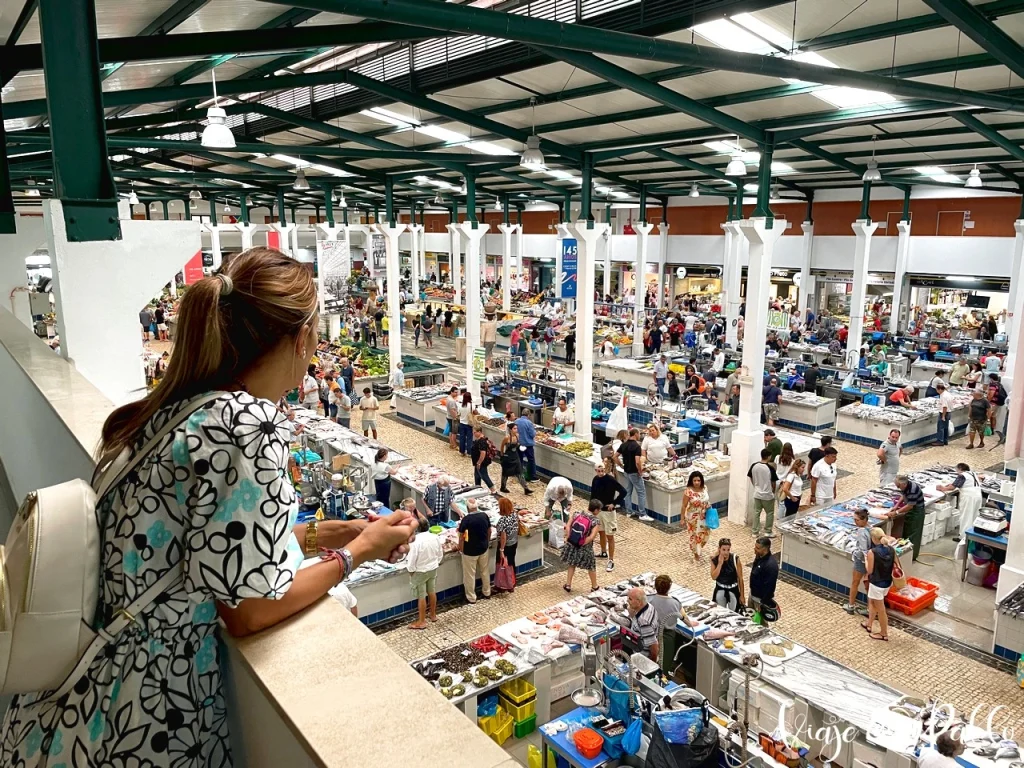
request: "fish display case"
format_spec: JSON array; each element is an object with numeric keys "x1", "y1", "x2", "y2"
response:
[{"x1": 835, "y1": 388, "x2": 973, "y2": 447}]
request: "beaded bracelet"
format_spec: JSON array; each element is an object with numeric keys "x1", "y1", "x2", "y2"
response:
[{"x1": 319, "y1": 547, "x2": 348, "y2": 582}]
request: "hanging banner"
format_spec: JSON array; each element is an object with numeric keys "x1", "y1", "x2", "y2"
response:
[
  {"x1": 473, "y1": 348, "x2": 487, "y2": 381},
  {"x1": 766, "y1": 308, "x2": 790, "y2": 334},
  {"x1": 266, "y1": 230, "x2": 281, "y2": 250},
  {"x1": 560, "y1": 238, "x2": 578, "y2": 299},
  {"x1": 371, "y1": 233, "x2": 386, "y2": 275},
  {"x1": 183, "y1": 251, "x2": 204, "y2": 285},
  {"x1": 317, "y1": 232, "x2": 351, "y2": 315}
]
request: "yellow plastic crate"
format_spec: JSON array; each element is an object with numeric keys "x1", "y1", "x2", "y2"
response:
[
  {"x1": 490, "y1": 708, "x2": 514, "y2": 746},
  {"x1": 499, "y1": 693, "x2": 537, "y2": 723},
  {"x1": 499, "y1": 676, "x2": 537, "y2": 705},
  {"x1": 478, "y1": 714, "x2": 497, "y2": 737}
]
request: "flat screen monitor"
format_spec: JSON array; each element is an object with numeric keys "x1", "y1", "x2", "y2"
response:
[
  {"x1": 801, "y1": 353, "x2": 814, "y2": 364},
  {"x1": 965, "y1": 295, "x2": 990, "y2": 309}
]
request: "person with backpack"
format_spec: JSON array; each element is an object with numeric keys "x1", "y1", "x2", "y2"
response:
[
  {"x1": 988, "y1": 373, "x2": 1008, "y2": 438},
  {"x1": 561, "y1": 499, "x2": 603, "y2": 593},
  {"x1": 2, "y1": 249, "x2": 420, "y2": 768},
  {"x1": 470, "y1": 425, "x2": 497, "y2": 493}
]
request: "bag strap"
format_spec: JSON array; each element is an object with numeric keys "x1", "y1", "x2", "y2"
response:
[
  {"x1": 46, "y1": 567, "x2": 184, "y2": 703},
  {"x1": 94, "y1": 391, "x2": 227, "y2": 501}
]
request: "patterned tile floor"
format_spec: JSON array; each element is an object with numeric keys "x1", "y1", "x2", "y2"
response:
[{"x1": 372, "y1": 331, "x2": 1021, "y2": 727}]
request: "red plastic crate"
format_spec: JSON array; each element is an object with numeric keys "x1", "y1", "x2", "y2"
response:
[{"x1": 885, "y1": 577, "x2": 939, "y2": 616}]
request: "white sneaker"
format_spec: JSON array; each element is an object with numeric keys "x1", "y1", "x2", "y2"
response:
[
  {"x1": 638, "y1": 515, "x2": 654, "y2": 522},
  {"x1": 606, "y1": 561, "x2": 615, "y2": 572}
]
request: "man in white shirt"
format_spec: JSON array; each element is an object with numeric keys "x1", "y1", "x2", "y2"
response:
[
  {"x1": 810, "y1": 448, "x2": 839, "y2": 506},
  {"x1": 653, "y1": 354, "x2": 669, "y2": 399},
  {"x1": 389, "y1": 362, "x2": 406, "y2": 408},
  {"x1": 935, "y1": 382, "x2": 953, "y2": 446},
  {"x1": 406, "y1": 506, "x2": 444, "y2": 629},
  {"x1": 544, "y1": 476, "x2": 574, "y2": 519},
  {"x1": 712, "y1": 347, "x2": 726, "y2": 374},
  {"x1": 552, "y1": 397, "x2": 575, "y2": 433},
  {"x1": 747, "y1": 449, "x2": 778, "y2": 537},
  {"x1": 300, "y1": 364, "x2": 320, "y2": 409}
]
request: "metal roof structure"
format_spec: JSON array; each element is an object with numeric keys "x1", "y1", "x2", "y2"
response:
[{"x1": 3, "y1": 0, "x2": 1024, "y2": 222}]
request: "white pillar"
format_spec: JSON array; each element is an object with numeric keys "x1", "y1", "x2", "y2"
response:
[
  {"x1": 603, "y1": 228, "x2": 612, "y2": 298},
  {"x1": 268, "y1": 223, "x2": 296, "y2": 257},
  {"x1": 568, "y1": 220, "x2": 610, "y2": 440},
  {"x1": 315, "y1": 223, "x2": 341, "y2": 241},
  {"x1": 233, "y1": 222, "x2": 257, "y2": 252},
  {"x1": 46, "y1": 200, "x2": 202, "y2": 404},
  {"x1": 446, "y1": 223, "x2": 462, "y2": 306},
  {"x1": 1004, "y1": 220, "x2": 1024, "y2": 357},
  {"x1": 632, "y1": 222, "x2": 655, "y2": 356},
  {"x1": 890, "y1": 220, "x2": 912, "y2": 335},
  {"x1": 289, "y1": 225, "x2": 300, "y2": 259},
  {"x1": 555, "y1": 223, "x2": 567, "y2": 301},
  {"x1": 208, "y1": 225, "x2": 223, "y2": 270},
  {"x1": 374, "y1": 222, "x2": 407, "y2": 379},
  {"x1": 723, "y1": 221, "x2": 743, "y2": 349},
  {"x1": 515, "y1": 223, "x2": 524, "y2": 294},
  {"x1": 498, "y1": 222, "x2": 516, "y2": 312},
  {"x1": 460, "y1": 221, "x2": 489, "y2": 401},
  {"x1": 0, "y1": 214, "x2": 46, "y2": 329},
  {"x1": 726, "y1": 217, "x2": 785, "y2": 524},
  {"x1": 847, "y1": 219, "x2": 880, "y2": 369},
  {"x1": 409, "y1": 223, "x2": 424, "y2": 301},
  {"x1": 996, "y1": 313, "x2": 1024, "y2": 594},
  {"x1": 656, "y1": 222, "x2": 669, "y2": 309},
  {"x1": 797, "y1": 222, "x2": 813, "y2": 320}
]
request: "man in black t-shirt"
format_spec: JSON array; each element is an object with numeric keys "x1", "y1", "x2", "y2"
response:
[
  {"x1": 802, "y1": 363, "x2": 820, "y2": 392},
  {"x1": 616, "y1": 428, "x2": 651, "y2": 521},
  {"x1": 807, "y1": 435, "x2": 832, "y2": 475},
  {"x1": 470, "y1": 425, "x2": 495, "y2": 492},
  {"x1": 458, "y1": 498, "x2": 493, "y2": 603}
]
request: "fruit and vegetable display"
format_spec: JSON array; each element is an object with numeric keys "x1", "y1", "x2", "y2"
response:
[{"x1": 316, "y1": 339, "x2": 442, "y2": 378}]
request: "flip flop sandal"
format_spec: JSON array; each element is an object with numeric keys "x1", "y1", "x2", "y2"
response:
[
  {"x1": 861, "y1": 622, "x2": 872, "y2": 631},
  {"x1": 870, "y1": 633, "x2": 889, "y2": 641},
  {"x1": 563, "y1": 585, "x2": 572, "y2": 593}
]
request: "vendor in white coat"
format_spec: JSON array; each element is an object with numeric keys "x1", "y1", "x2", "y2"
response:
[
  {"x1": 937, "y1": 462, "x2": 984, "y2": 541},
  {"x1": 389, "y1": 362, "x2": 406, "y2": 408}
]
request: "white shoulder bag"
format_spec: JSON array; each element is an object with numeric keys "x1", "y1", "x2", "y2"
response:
[{"x1": 0, "y1": 392, "x2": 221, "y2": 700}]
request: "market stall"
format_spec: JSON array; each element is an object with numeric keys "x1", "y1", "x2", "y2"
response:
[
  {"x1": 909, "y1": 359, "x2": 953, "y2": 384},
  {"x1": 775, "y1": 390, "x2": 837, "y2": 432},
  {"x1": 394, "y1": 383, "x2": 458, "y2": 427},
  {"x1": 835, "y1": 388, "x2": 973, "y2": 447}
]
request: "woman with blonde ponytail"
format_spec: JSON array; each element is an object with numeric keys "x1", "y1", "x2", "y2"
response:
[{"x1": 1, "y1": 248, "x2": 419, "y2": 768}]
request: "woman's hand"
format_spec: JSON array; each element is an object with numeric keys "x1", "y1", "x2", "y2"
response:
[{"x1": 348, "y1": 511, "x2": 419, "y2": 565}]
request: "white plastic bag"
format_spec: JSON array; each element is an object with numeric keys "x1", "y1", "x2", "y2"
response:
[
  {"x1": 954, "y1": 538, "x2": 967, "y2": 563},
  {"x1": 605, "y1": 392, "x2": 629, "y2": 437},
  {"x1": 549, "y1": 515, "x2": 565, "y2": 549}
]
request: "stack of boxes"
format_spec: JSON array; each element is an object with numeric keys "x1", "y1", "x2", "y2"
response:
[
  {"x1": 498, "y1": 677, "x2": 538, "y2": 741},
  {"x1": 922, "y1": 501, "x2": 954, "y2": 544}
]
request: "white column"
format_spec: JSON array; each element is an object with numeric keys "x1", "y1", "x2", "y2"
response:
[
  {"x1": 233, "y1": 222, "x2": 257, "y2": 252},
  {"x1": 46, "y1": 200, "x2": 202, "y2": 404},
  {"x1": 0, "y1": 214, "x2": 46, "y2": 329},
  {"x1": 446, "y1": 223, "x2": 462, "y2": 306},
  {"x1": 409, "y1": 224, "x2": 424, "y2": 301},
  {"x1": 315, "y1": 223, "x2": 341, "y2": 241},
  {"x1": 555, "y1": 223, "x2": 567, "y2": 302},
  {"x1": 656, "y1": 222, "x2": 669, "y2": 309},
  {"x1": 996, "y1": 317, "x2": 1024, "y2": 595},
  {"x1": 460, "y1": 221, "x2": 489, "y2": 400},
  {"x1": 726, "y1": 217, "x2": 786, "y2": 524},
  {"x1": 568, "y1": 220, "x2": 610, "y2": 440},
  {"x1": 797, "y1": 222, "x2": 814, "y2": 320},
  {"x1": 374, "y1": 222, "x2": 408, "y2": 379},
  {"x1": 208, "y1": 225, "x2": 223, "y2": 270},
  {"x1": 515, "y1": 223, "x2": 524, "y2": 294},
  {"x1": 289, "y1": 225, "x2": 300, "y2": 259},
  {"x1": 847, "y1": 219, "x2": 880, "y2": 369},
  {"x1": 498, "y1": 222, "x2": 516, "y2": 312},
  {"x1": 268, "y1": 223, "x2": 296, "y2": 257},
  {"x1": 632, "y1": 222, "x2": 655, "y2": 356},
  {"x1": 1004, "y1": 220, "x2": 1024, "y2": 358},
  {"x1": 890, "y1": 220, "x2": 912, "y2": 335},
  {"x1": 603, "y1": 228, "x2": 612, "y2": 298},
  {"x1": 723, "y1": 221, "x2": 743, "y2": 349}
]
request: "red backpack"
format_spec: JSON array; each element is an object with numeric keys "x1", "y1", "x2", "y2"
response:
[{"x1": 568, "y1": 514, "x2": 594, "y2": 546}]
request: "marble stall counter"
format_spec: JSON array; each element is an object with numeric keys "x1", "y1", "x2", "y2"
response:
[{"x1": 756, "y1": 650, "x2": 900, "y2": 732}]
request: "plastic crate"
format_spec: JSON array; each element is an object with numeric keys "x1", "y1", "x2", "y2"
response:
[
  {"x1": 478, "y1": 714, "x2": 497, "y2": 737},
  {"x1": 499, "y1": 676, "x2": 537, "y2": 705},
  {"x1": 500, "y1": 693, "x2": 537, "y2": 723},
  {"x1": 885, "y1": 577, "x2": 939, "y2": 616},
  {"x1": 490, "y1": 708, "x2": 514, "y2": 746},
  {"x1": 514, "y1": 713, "x2": 538, "y2": 739}
]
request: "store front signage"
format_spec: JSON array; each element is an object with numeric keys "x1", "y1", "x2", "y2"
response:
[
  {"x1": 472, "y1": 348, "x2": 486, "y2": 381},
  {"x1": 560, "y1": 238, "x2": 578, "y2": 299},
  {"x1": 675, "y1": 266, "x2": 687, "y2": 279},
  {"x1": 812, "y1": 271, "x2": 894, "y2": 286},
  {"x1": 371, "y1": 234, "x2": 386, "y2": 274},
  {"x1": 183, "y1": 251, "x2": 204, "y2": 285},
  {"x1": 910, "y1": 276, "x2": 1009, "y2": 291},
  {"x1": 317, "y1": 232, "x2": 351, "y2": 314},
  {"x1": 766, "y1": 309, "x2": 790, "y2": 333}
]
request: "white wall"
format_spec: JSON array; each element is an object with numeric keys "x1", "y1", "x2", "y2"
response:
[
  {"x1": 0, "y1": 215, "x2": 46, "y2": 329},
  {"x1": 906, "y1": 236, "x2": 1014, "y2": 279}
]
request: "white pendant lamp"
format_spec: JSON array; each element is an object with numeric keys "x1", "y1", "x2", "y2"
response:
[
  {"x1": 293, "y1": 168, "x2": 310, "y2": 191},
  {"x1": 493, "y1": 196, "x2": 502, "y2": 211},
  {"x1": 189, "y1": 188, "x2": 203, "y2": 201},
  {"x1": 339, "y1": 192, "x2": 348, "y2": 209},
  {"x1": 26, "y1": 178, "x2": 40, "y2": 197},
  {"x1": 519, "y1": 97, "x2": 545, "y2": 170},
  {"x1": 862, "y1": 135, "x2": 882, "y2": 181},
  {"x1": 128, "y1": 188, "x2": 139, "y2": 206},
  {"x1": 725, "y1": 154, "x2": 745, "y2": 177},
  {"x1": 433, "y1": 192, "x2": 445, "y2": 206},
  {"x1": 966, "y1": 165, "x2": 982, "y2": 188},
  {"x1": 201, "y1": 70, "x2": 236, "y2": 149},
  {"x1": 689, "y1": 183, "x2": 700, "y2": 198}
]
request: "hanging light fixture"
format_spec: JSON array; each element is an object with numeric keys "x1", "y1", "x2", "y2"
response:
[
  {"x1": 293, "y1": 168, "x2": 310, "y2": 191},
  {"x1": 223, "y1": 203, "x2": 231, "y2": 212},
  {"x1": 966, "y1": 165, "x2": 982, "y2": 188},
  {"x1": 862, "y1": 135, "x2": 882, "y2": 182},
  {"x1": 519, "y1": 97, "x2": 546, "y2": 170},
  {"x1": 189, "y1": 188, "x2": 203, "y2": 201},
  {"x1": 433, "y1": 192, "x2": 445, "y2": 206},
  {"x1": 339, "y1": 192, "x2": 348, "y2": 209},
  {"x1": 493, "y1": 196, "x2": 502, "y2": 211},
  {"x1": 689, "y1": 183, "x2": 700, "y2": 198},
  {"x1": 128, "y1": 185, "x2": 139, "y2": 206},
  {"x1": 201, "y1": 69, "x2": 236, "y2": 149},
  {"x1": 25, "y1": 178, "x2": 40, "y2": 197},
  {"x1": 459, "y1": 178, "x2": 468, "y2": 196}
]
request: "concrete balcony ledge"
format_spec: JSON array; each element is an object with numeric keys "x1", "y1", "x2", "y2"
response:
[{"x1": 0, "y1": 306, "x2": 516, "y2": 768}]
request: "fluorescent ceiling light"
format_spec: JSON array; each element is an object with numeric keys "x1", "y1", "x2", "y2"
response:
[
  {"x1": 610, "y1": 191, "x2": 630, "y2": 199},
  {"x1": 269, "y1": 154, "x2": 354, "y2": 177},
  {"x1": 914, "y1": 166, "x2": 946, "y2": 176},
  {"x1": 704, "y1": 140, "x2": 742, "y2": 154},
  {"x1": 731, "y1": 13, "x2": 792, "y2": 48},
  {"x1": 771, "y1": 161, "x2": 795, "y2": 174},
  {"x1": 545, "y1": 169, "x2": 577, "y2": 181},
  {"x1": 465, "y1": 141, "x2": 517, "y2": 156},
  {"x1": 692, "y1": 18, "x2": 774, "y2": 54},
  {"x1": 743, "y1": 183, "x2": 759, "y2": 192},
  {"x1": 931, "y1": 174, "x2": 962, "y2": 184},
  {"x1": 359, "y1": 107, "x2": 417, "y2": 129},
  {"x1": 416, "y1": 124, "x2": 468, "y2": 143}
]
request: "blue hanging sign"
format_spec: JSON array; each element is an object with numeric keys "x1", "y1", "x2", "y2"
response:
[{"x1": 560, "y1": 238, "x2": 578, "y2": 299}]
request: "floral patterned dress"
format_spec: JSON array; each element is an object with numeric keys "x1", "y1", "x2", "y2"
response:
[
  {"x1": 683, "y1": 486, "x2": 710, "y2": 557},
  {"x1": 0, "y1": 392, "x2": 304, "y2": 767}
]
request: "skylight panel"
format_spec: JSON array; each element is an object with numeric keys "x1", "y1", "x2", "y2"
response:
[{"x1": 692, "y1": 19, "x2": 775, "y2": 54}]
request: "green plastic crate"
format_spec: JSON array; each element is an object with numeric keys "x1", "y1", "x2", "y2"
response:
[{"x1": 513, "y1": 713, "x2": 537, "y2": 739}]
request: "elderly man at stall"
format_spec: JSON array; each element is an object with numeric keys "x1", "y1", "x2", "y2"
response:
[
  {"x1": 949, "y1": 356, "x2": 971, "y2": 387},
  {"x1": 420, "y1": 476, "x2": 461, "y2": 526},
  {"x1": 389, "y1": 361, "x2": 406, "y2": 409},
  {"x1": 552, "y1": 397, "x2": 576, "y2": 434},
  {"x1": 891, "y1": 475, "x2": 926, "y2": 561},
  {"x1": 544, "y1": 476, "x2": 574, "y2": 519},
  {"x1": 627, "y1": 588, "x2": 660, "y2": 662}
]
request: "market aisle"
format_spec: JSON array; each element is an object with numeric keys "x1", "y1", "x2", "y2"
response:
[{"x1": 371, "y1": 412, "x2": 1021, "y2": 728}]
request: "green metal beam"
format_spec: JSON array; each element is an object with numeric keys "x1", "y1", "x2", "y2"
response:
[
  {"x1": 4, "y1": 0, "x2": 37, "y2": 46},
  {"x1": 0, "y1": 102, "x2": 14, "y2": 233},
  {"x1": 985, "y1": 164, "x2": 1024, "y2": 187},
  {"x1": 537, "y1": 46, "x2": 765, "y2": 145},
  {"x1": 952, "y1": 113, "x2": 1024, "y2": 163},
  {"x1": 259, "y1": 0, "x2": 1024, "y2": 113},
  {"x1": 922, "y1": 0, "x2": 1024, "y2": 81},
  {"x1": 100, "y1": 0, "x2": 212, "y2": 80},
  {"x1": 39, "y1": 0, "x2": 119, "y2": 241},
  {"x1": 751, "y1": 138, "x2": 774, "y2": 222}
]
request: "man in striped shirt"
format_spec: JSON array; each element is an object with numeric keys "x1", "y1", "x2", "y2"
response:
[
  {"x1": 627, "y1": 588, "x2": 660, "y2": 662},
  {"x1": 893, "y1": 476, "x2": 926, "y2": 561}
]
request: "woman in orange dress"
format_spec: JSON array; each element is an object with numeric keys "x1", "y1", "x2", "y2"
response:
[{"x1": 681, "y1": 470, "x2": 711, "y2": 561}]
